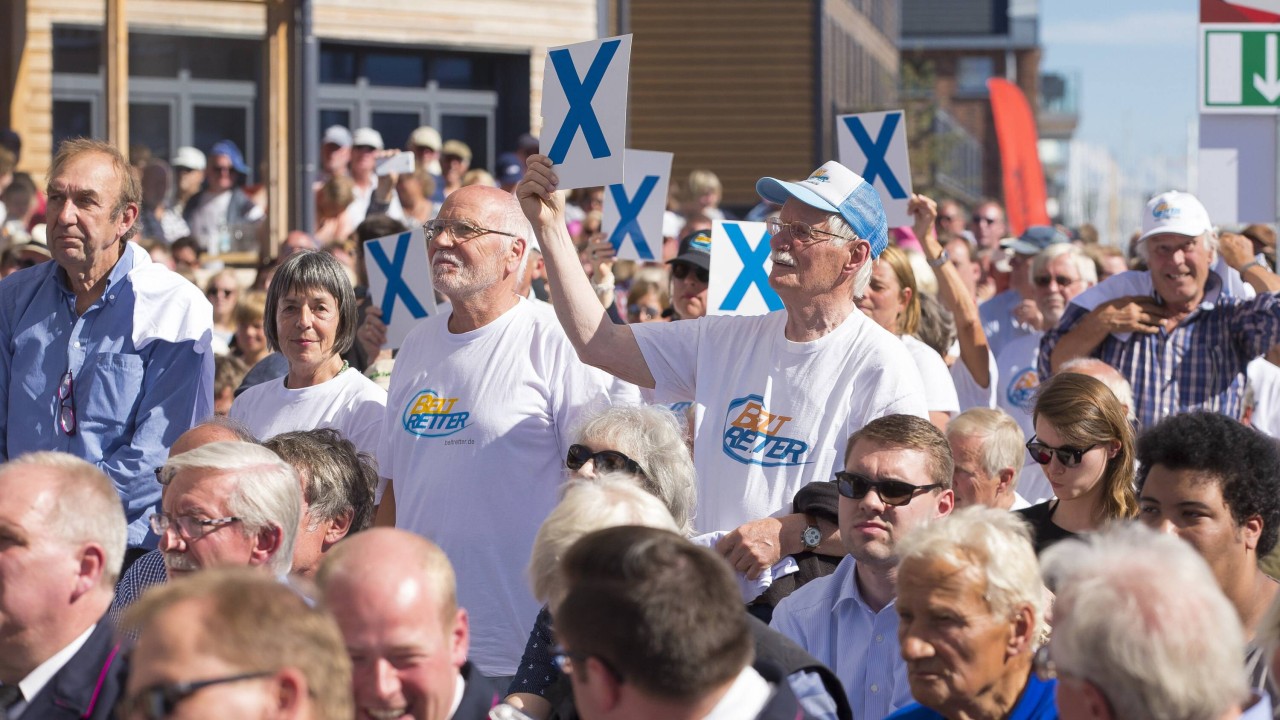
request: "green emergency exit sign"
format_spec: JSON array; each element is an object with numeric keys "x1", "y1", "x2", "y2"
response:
[{"x1": 1202, "y1": 24, "x2": 1280, "y2": 113}]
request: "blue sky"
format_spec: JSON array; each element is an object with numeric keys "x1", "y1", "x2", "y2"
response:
[{"x1": 1039, "y1": 0, "x2": 1197, "y2": 178}]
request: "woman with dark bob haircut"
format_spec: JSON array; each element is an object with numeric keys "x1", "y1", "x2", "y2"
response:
[
  {"x1": 229, "y1": 250, "x2": 386, "y2": 456},
  {"x1": 1015, "y1": 372, "x2": 1137, "y2": 554}
]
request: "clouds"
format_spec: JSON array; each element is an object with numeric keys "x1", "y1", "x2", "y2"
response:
[{"x1": 1042, "y1": 10, "x2": 1197, "y2": 46}]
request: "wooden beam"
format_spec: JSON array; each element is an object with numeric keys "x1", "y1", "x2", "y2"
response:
[
  {"x1": 265, "y1": 0, "x2": 294, "y2": 259},
  {"x1": 104, "y1": 0, "x2": 128, "y2": 155}
]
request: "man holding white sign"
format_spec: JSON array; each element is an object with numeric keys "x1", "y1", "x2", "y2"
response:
[{"x1": 520, "y1": 156, "x2": 926, "y2": 580}]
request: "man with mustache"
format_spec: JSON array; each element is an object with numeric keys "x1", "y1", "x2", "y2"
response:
[
  {"x1": 375, "y1": 185, "x2": 626, "y2": 680},
  {"x1": 520, "y1": 158, "x2": 927, "y2": 583}
]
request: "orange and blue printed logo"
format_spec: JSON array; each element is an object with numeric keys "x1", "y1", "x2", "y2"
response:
[
  {"x1": 807, "y1": 168, "x2": 831, "y2": 184},
  {"x1": 402, "y1": 389, "x2": 469, "y2": 437},
  {"x1": 1152, "y1": 201, "x2": 1181, "y2": 221},
  {"x1": 721, "y1": 394, "x2": 810, "y2": 467},
  {"x1": 1006, "y1": 367, "x2": 1039, "y2": 412}
]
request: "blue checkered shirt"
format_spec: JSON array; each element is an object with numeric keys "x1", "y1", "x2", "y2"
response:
[
  {"x1": 1038, "y1": 275, "x2": 1280, "y2": 429},
  {"x1": 108, "y1": 550, "x2": 168, "y2": 628}
]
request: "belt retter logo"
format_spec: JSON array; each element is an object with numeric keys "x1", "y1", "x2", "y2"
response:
[
  {"x1": 402, "y1": 389, "x2": 470, "y2": 437},
  {"x1": 721, "y1": 394, "x2": 810, "y2": 467}
]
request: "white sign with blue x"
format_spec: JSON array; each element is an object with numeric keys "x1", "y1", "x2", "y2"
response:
[
  {"x1": 708, "y1": 220, "x2": 783, "y2": 317},
  {"x1": 602, "y1": 149, "x2": 672, "y2": 262},
  {"x1": 364, "y1": 228, "x2": 438, "y2": 351},
  {"x1": 540, "y1": 34, "x2": 632, "y2": 190},
  {"x1": 836, "y1": 110, "x2": 914, "y2": 228}
]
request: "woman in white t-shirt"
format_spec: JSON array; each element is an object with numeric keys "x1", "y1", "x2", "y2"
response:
[
  {"x1": 230, "y1": 250, "x2": 386, "y2": 456},
  {"x1": 857, "y1": 244, "x2": 960, "y2": 429}
]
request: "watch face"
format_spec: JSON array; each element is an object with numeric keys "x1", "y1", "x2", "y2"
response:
[{"x1": 802, "y1": 526, "x2": 821, "y2": 548}]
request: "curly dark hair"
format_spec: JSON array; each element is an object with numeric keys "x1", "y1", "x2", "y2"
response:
[{"x1": 1136, "y1": 412, "x2": 1280, "y2": 556}]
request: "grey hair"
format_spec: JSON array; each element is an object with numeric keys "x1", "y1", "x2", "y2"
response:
[
  {"x1": 489, "y1": 195, "x2": 534, "y2": 287},
  {"x1": 1042, "y1": 524, "x2": 1247, "y2": 720},
  {"x1": 1, "y1": 452, "x2": 127, "y2": 587},
  {"x1": 528, "y1": 475, "x2": 680, "y2": 608},
  {"x1": 947, "y1": 408, "x2": 1026, "y2": 480},
  {"x1": 263, "y1": 249, "x2": 358, "y2": 357},
  {"x1": 572, "y1": 404, "x2": 697, "y2": 535},
  {"x1": 1057, "y1": 358, "x2": 1136, "y2": 423},
  {"x1": 827, "y1": 213, "x2": 875, "y2": 296},
  {"x1": 263, "y1": 428, "x2": 377, "y2": 534},
  {"x1": 1032, "y1": 243, "x2": 1097, "y2": 286},
  {"x1": 1134, "y1": 231, "x2": 1219, "y2": 264},
  {"x1": 163, "y1": 441, "x2": 302, "y2": 575},
  {"x1": 896, "y1": 505, "x2": 1046, "y2": 638}
]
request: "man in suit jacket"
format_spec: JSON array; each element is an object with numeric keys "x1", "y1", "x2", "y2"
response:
[
  {"x1": 0, "y1": 452, "x2": 128, "y2": 719},
  {"x1": 317, "y1": 528, "x2": 502, "y2": 720}
]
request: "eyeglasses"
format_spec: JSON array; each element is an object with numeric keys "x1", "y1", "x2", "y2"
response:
[
  {"x1": 765, "y1": 217, "x2": 849, "y2": 246},
  {"x1": 833, "y1": 471, "x2": 943, "y2": 507},
  {"x1": 1025, "y1": 436, "x2": 1099, "y2": 467},
  {"x1": 211, "y1": 165, "x2": 235, "y2": 175},
  {"x1": 1033, "y1": 274, "x2": 1078, "y2": 288},
  {"x1": 973, "y1": 215, "x2": 1000, "y2": 225},
  {"x1": 551, "y1": 646, "x2": 624, "y2": 681},
  {"x1": 117, "y1": 671, "x2": 272, "y2": 720},
  {"x1": 423, "y1": 219, "x2": 518, "y2": 245},
  {"x1": 670, "y1": 263, "x2": 709, "y2": 284},
  {"x1": 565, "y1": 444, "x2": 646, "y2": 477},
  {"x1": 207, "y1": 287, "x2": 235, "y2": 298},
  {"x1": 58, "y1": 370, "x2": 76, "y2": 435},
  {"x1": 1032, "y1": 644, "x2": 1057, "y2": 681},
  {"x1": 149, "y1": 512, "x2": 242, "y2": 540},
  {"x1": 628, "y1": 304, "x2": 662, "y2": 319}
]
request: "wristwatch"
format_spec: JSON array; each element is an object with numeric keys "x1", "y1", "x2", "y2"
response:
[
  {"x1": 801, "y1": 515, "x2": 821, "y2": 551},
  {"x1": 927, "y1": 249, "x2": 950, "y2": 269}
]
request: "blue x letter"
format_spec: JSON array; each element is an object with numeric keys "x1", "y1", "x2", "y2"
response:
[
  {"x1": 547, "y1": 39, "x2": 620, "y2": 164},
  {"x1": 608, "y1": 175, "x2": 658, "y2": 260},
  {"x1": 722, "y1": 224, "x2": 783, "y2": 312},
  {"x1": 367, "y1": 231, "x2": 428, "y2": 324},
  {"x1": 843, "y1": 114, "x2": 906, "y2": 199}
]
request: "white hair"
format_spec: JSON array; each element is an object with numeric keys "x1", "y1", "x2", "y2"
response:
[
  {"x1": 573, "y1": 404, "x2": 697, "y2": 535},
  {"x1": 947, "y1": 408, "x2": 1026, "y2": 480},
  {"x1": 528, "y1": 475, "x2": 680, "y2": 608},
  {"x1": 896, "y1": 505, "x2": 1046, "y2": 637},
  {"x1": 163, "y1": 441, "x2": 302, "y2": 575},
  {"x1": 1042, "y1": 524, "x2": 1247, "y2": 720},
  {"x1": 826, "y1": 213, "x2": 876, "y2": 297},
  {"x1": 1032, "y1": 243, "x2": 1097, "y2": 286},
  {"x1": 2, "y1": 452, "x2": 128, "y2": 587}
]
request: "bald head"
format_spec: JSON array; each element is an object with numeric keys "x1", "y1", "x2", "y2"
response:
[
  {"x1": 318, "y1": 528, "x2": 457, "y2": 624},
  {"x1": 1057, "y1": 358, "x2": 1135, "y2": 421},
  {"x1": 170, "y1": 419, "x2": 256, "y2": 457}
]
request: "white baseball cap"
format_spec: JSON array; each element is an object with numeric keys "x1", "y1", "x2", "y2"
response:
[
  {"x1": 1138, "y1": 191, "x2": 1212, "y2": 243},
  {"x1": 352, "y1": 127, "x2": 384, "y2": 151},
  {"x1": 322, "y1": 125, "x2": 352, "y2": 148},
  {"x1": 172, "y1": 146, "x2": 206, "y2": 172}
]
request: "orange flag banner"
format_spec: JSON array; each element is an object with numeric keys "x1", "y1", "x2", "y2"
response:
[{"x1": 987, "y1": 78, "x2": 1050, "y2": 235}]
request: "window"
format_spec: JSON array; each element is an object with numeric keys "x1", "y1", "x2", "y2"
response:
[{"x1": 957, "y1": 56, "x2": 995, "y2": 95}]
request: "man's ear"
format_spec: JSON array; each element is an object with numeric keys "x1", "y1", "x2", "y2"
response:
[
  {"x1": 843, "y1": 241, "x2": 872, "y2": 274},
  {"x1": 269, "y1": 667, "x2": 308, "y2": 718},
  {"x1": 1242, "y1": 514, "x2": 1264, "y2": 552},
  {"x1": 509, "y1": 237, "x2": 528, "y2": 272},
  {"x1": 322, "y1": 509, "x2": 354, "y2": 549},
  {"x1": 249, "y1": 525, "x2": 285, "y2": 567},
  {"x1": 995, "y1": 467, "x2": 1016, "y2": 497},
  {"x1": 72, "y1": 542, "x2": 107, "y2": 601},
  {"x1": 117, "y1": 202, "x2": 140, "y2": 241}
]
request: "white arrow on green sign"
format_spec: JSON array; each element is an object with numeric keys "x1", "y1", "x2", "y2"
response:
[{"x1": 1202, "y1": 23, "x2": 1280, "y2": 112}]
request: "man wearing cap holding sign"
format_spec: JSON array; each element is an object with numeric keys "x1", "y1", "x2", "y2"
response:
[
  {"x1": 521, "y1": 156, "x2": 926, "y2": 579},
  {"x1": 1041, "y1": 190, "x2": 1280, "y2": 429}
]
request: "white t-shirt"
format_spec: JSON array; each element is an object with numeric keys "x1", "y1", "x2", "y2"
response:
[
  {"x1": 229, "y1": 367, "x2": 387, "y2": 456},
  {"x1": 993, "y1": 331, "x2": 1054, "y2": 503},
  {"x1": 632, "y1": 309, "x2": 928, "y2": 534},
  {"x1": 344, "y1": 179, "x2": 405, "y2": 228},
  {"x1": 1248, "y1": 356, "x2": 1280, "y2": 438},
  {"x1": 377, "y1": 297, "x2": 621, "y2": 676},
  {"x1": 949, "y1": 347, "x2": 998, "y2": 412},
  {"x1": 902, "y1": 334, "x2": 959, "y2": 416}
]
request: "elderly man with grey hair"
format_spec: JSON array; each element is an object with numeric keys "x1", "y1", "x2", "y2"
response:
[
  {"x1": 0, "y1": 452, "x2": 128, "y2": 720},
  {"x1": 887, "y1": 506, "x2": 1052, "y2": 719},
  {"x1": 945, "y1": 408, "x2": 1029, "y2": 510},
  {"x1": 1041, "y1": 524, "x2": 1272, "y2": 720}
]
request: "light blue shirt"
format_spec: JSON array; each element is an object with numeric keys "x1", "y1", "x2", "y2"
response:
[
  {"x1": 770, "y1": 555, "x2": 911, "y2": 720},
  {"x1": 980, "y1": 288, "x2": 1035, "y2": 358},
  {"x1": 0, "y1": 249, "x2": 213, "y2": 546}
]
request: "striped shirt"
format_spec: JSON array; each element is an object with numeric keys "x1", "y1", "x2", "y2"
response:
[{"x1": 1039, "y1": 274, "x2": 1280, "y2": 429}]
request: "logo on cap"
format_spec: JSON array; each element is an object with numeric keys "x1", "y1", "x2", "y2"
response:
[
  {"x1": 691, "y1": 234, "x2": 712, "y2": 253},
  {"x1": 806, "y1": 168, "x2": 831, "y2": 184},
  {"x1": 1152, "y1": 202, "x2": 1181, "y2": 220}
]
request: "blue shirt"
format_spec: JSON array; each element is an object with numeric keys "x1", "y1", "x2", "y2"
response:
[
  {"x1": 771, "y1": 556, "x2": 910, "y2": 720},
  {"x1": 1038, "y1": 273, "x2": 1280, "y2": 429},
  {"x1": 981, "y1": 289, "x2": 1035, "y2": 358},
  {"x1": 885, "y1": 671, "x2": 1058, "y2": 719},
  {"x1": 0, "y1": 246, "x2": 214, "y2": 546},
  {"x1": 108, "y1": 549, "x2": 168, "y2": 628}
]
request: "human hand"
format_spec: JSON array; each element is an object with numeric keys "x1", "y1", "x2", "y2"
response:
[
  {"x1": 1218, "y1": 231, "x2": 1257, "y2": 271},
  {"x1": 586, "y1": 236, "x2": 616, "y2": 283},
  {"x1": 1012, "y1": 298, "x2": 1043, "y2": 330},
  {"x1": 1091, "y1": 295, "x2": 1171, "y2": 334},
  {"x1": 357, "y1": 304, "x2": 388, "y2": 357},
  {"x1": 518, "y1": 155, "x2": 567, "y2": 229},
  {"x1": 907, "y1": 194, "x2": 938, "y2": 246},
  {"x1": 715, "y1": 517, "x2": 785, "y2": 581}
]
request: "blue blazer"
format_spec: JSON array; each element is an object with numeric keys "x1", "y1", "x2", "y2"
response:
[{"x1": 21, "y1": 617, "x2": 126, "y2": 720}]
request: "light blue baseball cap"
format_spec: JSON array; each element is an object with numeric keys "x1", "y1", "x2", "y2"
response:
[{"x1": 756, "y1": 161, "x2": 889, "y2": 258}]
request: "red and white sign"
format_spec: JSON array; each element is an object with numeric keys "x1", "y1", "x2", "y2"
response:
[{"x1": 1204, "y1": 0, "x2": 1280, "y2": 23}]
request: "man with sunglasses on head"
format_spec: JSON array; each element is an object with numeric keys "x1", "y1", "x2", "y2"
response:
[
  {"x1": 769, "y1": 414, "x2": 954, "y2": 719},
  {"x1": 521, "y1": 157, "x2": 926, "y2": 588},
  {"x1": 375, "y1": 184, "x2": 631, "y2": 682},
  {"x1": 0, "y1": 138, "x2": 213, "y2": 572}
]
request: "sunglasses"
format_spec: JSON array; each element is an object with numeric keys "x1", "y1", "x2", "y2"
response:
[
  {"x1": 973, "y1": 215, "x2": 1000, "y2": 225},
  {"x1": 58, "y1": 369, "x2": 76, "y2": 435},
  {"x1": 207, "y1": 287, "x2": 235, "y2": 298},
  {"x1": 211, "y1": 166, "x2": 235, "y2": 175},
  {"x1": 1033, "y1": 274, "x2": 1078, "y2": 288},
  {"x1": 671, "y1": 263, "x2": 709, "y2": 284},
  {"x1": 1025, "y1": 436, "x2": 1099, "y2": 467},
  {"x1": 565, "y1": 444, "x2": 645, "y2": 477},
  {"x1": 833, "y1": 471, "x2": 943, "y2": 507},
  {"x1": 628, "y1": 303, "x2": 662, "y2": 318}
]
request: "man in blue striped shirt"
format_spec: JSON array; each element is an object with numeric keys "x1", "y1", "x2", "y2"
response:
[
  {"x1": 1040, "y1": 190, "x2": 1280, "y2": 429},
  {"x1": 771, "y1": 415, "x2": 955, "y2": 720}
]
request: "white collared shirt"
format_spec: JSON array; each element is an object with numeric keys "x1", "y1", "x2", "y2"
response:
[
  {"x1": 446, "y1": 673, "x2": 465, "y2": 720},
  {"x1": 701, "y1": 666, "x2": 772, "y2": 720},
  {"x1": 11, "y1": 624, "x2": 97, "y2": 718}
]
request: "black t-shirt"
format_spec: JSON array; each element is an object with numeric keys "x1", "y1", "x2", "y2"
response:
[{"x1": 1015, "y1": 499, "x2": 1078, "y2": 555}]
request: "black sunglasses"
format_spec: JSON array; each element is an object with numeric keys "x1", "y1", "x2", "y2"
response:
[
  {"x1": 671, "y1": 263, "x2": 709, "y2": 284},
  {"x1": 1033, "y1": 274, "x2": 1077, "y2": 288},
  {"x1": 565, "y1": 444, "x2": 645, "y2": 477},
  {"x1": 833, "y1": 471, "x2": 943, "y2": 507},
  {"x1": 117, "y1": 671, "x2": 272, "y2": 720},
  {"x1": 1025, "y1": 436, "x2": 1099, "y2": 468}
]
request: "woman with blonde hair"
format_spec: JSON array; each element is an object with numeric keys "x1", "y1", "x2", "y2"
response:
[
  {"x1": 1015, "y1": 372, "x2": 1137, "y2": 554},
  {"x1": 857, "y1": 244, "x2": 960, "y2": 429}
]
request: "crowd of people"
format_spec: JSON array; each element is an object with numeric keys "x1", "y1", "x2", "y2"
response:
[{"x1": 4, "y1": 124, "x2": 1280, "y2": 720}]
